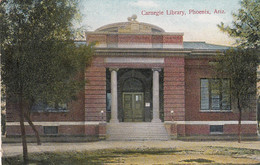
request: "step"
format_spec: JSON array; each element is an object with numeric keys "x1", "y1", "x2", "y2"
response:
[
  {"x1": 107, "y1": 136, "x2": 169, "y2": 140},
  {"x1": 106, "y1": 122, "x2": 170, "y2": 141}
]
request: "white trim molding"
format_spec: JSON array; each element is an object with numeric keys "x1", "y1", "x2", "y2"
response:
[
  {"x1": 105, "y1": 57, "x2": 164, "y2": 64},
  {"x1": 164, "y1": 121, "x2": 257, "y2": 125},
  {"x1": 6, "y1": 121, "x2": 101, "y2": 126},
  {"x1": 6, "y1": 121, "x2": 257, "y2": 126}
]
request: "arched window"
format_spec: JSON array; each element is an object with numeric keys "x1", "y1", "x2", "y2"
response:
[{"x1": 123, "y1": 78, "x2": 144, "y2": 92}]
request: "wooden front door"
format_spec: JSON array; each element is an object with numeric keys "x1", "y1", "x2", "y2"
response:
[{"x1": 123, "y1": 92, "x2": 144, "y2": 122}]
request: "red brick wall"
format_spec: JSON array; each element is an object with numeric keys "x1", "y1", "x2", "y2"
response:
[
  {"x1": 6, "y1": 125, "x2": 86, "y2": 136},
  {"x1": 163, "y1": 35, "x2": 183, "y2": 44},
  {"x1": 184, "y1": 124, "x2": 257, "y2": 135},
  {"x1": 84, "y1": 125, "x2": 99, "y2": 136},
  {"x1": 87, "y1": 34, "x2": 183, "y2": 45},
  {"x1": 185, "y1": 125, "x2": 210, "y2": 135},
  {"x1": 224, "y1": 124, "x2": 257, "y2": 134},
  {"x1": 59, "y1": 125, "x2": 85, "y2": 135},
  {"x1": 6, "y1": 125, "x2": 43, "y2": 136},
  {"x1": 107, "y1": 34, "x2": 118, "y2": 44},
  {"x1": 118, "y1": 35, "x2": 152, "y2": 43},
  {"x1": 7, "y1": 55, "x2": 257, "y2": 137},
  {"x1": 164, "y1": 57, "x2": 185, "y2": 122},
  {"x1": 85, "y1": 57, "x2": 106, "y2": 121},
  {"x1": 152, "y1": 35, "x2": 163, "y2": 43},
  {"x1": 185, "y1": 58, "x2": 256, "y2": 121},
  {"x1": 6, "y1": 92, "x2": 85, "y2": 122}
]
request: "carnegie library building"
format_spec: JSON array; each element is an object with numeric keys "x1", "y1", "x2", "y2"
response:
[{"x1": 6, "y1": 16, "x2": 258, "y2": 141}]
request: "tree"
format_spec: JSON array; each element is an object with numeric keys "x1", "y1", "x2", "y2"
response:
[
  {"x1": 217, "y1": 0, "x2": 259, "y2": 49},
  {"x1": 0, "y1": 0, "x2": 93, "y2": 163},
  {"x1": 214, "y1": 48, "x2": 258, "y2": 143},
  {"x1": 217, "y1": 0, "x2": 259, "y2": 142},
  {"x1": 1, "y1": 85, "x2": 6, "y2": 136}
]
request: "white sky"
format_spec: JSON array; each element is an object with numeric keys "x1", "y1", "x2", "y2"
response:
[{"x1": 78, "y1": 0, "x2": 242, "y2": 46}]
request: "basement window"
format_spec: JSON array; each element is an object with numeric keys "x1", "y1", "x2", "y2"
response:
[
  {"x1": 43, "y1": 126, "x2": 58, "y2": 135},
  {"x1": 210, "y1": 125, "x2": 223, "y2": 134}
]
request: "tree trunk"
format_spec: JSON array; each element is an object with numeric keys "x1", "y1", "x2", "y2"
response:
[
  {"x1": 238, "y1": 109, "x2": 242, "y2": 143},
  {"x1": 237, "y1": 99, "x2": 242, "y2": 143},
  {"x1": 19, "y1": 96, "x2": 29, "y2": 164},
  {"x1": 24, "y1": 113, "x2": 41, "y2": 145}
]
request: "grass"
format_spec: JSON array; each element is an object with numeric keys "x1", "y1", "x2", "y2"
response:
[
  {"x1": 3, "y1": 148, "x2": 180, "y2": 165},
  {"x1": 205, "y1": 146, "x2": 260, "y2": 155},
  {"x1": 3, "y1": 147, "x2": 260, "y2": 165}
]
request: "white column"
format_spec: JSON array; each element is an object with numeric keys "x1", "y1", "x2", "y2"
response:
[
  {"x1": 109, "y1": 68, "x2": 119, "y2": 123},
  {"x1": 152, "y1": 68, "x2": 161, "y2": 122}
]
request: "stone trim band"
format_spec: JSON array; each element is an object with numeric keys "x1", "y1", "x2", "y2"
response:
[
  {"x1": 164, "y1": 121, "x2": 257, "y2": 125},
  {"x1": 6, "y1": 121, "x2": 257, "y2": 126}
]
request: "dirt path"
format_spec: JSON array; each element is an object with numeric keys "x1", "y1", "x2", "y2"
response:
[{"x1": 3, "y1": 140, "x2": 260, "y2": 157}]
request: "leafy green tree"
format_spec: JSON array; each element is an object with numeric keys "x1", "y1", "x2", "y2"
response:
[
  {"x1": 215, "y1": 49, "x2": 258, "y2": 143},
  {"x1": 1, "y1": 0, "x2": 93, "y2": 163},
  {"x1": 218, "y1": 0, "x2": 259, "y2": 49},
  {"x1": 217, "y1": 0, "x2": 259, "y2": 142}
]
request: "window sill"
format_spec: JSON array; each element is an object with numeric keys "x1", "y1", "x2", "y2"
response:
[
  {"x1": 200, "y1": 110, "x2": 232, "y2": 113},
  {"x1": 44, "y1": 133, "x2": 59, "y2": 135},
  {"x1": 210, "y1": 132, "x2": 223, "y2": 135}
]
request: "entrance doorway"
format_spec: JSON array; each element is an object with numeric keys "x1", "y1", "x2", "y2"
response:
[{"x1": 123, "y1": 92, "x2": 144, "y2": 122}]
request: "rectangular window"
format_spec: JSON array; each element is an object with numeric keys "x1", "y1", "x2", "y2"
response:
[
  {"x1": 106, "y1": 93, "x2": 111, "y2": 112},
  {"x1": 200, "y1": 78, "x2": 231, "y2": 111},
  {"x1": 210, "y1": 125, "x2": 223, "y2": 133},
  {"x1": 31, "y1": 102, "x2": 68, "y2": 112},
  {"x1": 43, "y1": 126, "x2": 58, "y2": 135},
  {"x1": 201, "y1": 79, "x2": 210, "y2": 110}
]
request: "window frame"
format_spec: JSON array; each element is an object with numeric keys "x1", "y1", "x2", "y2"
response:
[
  {"x1": 43, "y1": 126, "x2": 58, "y2": 135},
  {"x1": 200, "y1": 78, "x2": 231, "y2": 112},
  {"x1": 210, "y1": 125, "x2": 224, "y2": 134},
  {"x1": 31, "y1": 102, "x2": 69, "y2": 113}
]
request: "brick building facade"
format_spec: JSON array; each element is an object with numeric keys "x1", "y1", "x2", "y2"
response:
[{"x1": 6, "y1": 17, "x2": 258, "y2": 140}]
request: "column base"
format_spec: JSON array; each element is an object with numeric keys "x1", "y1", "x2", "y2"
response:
[
  {"x1": 151, "y1": 118, "x2": 161, "y2": 123},
  {"x1": 110, "y1": 119, "x2": 119, "y2": 123}
]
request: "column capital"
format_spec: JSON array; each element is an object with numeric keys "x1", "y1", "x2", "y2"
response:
[
  {"x1": 152, "y1": 68, "x2": 162, "y2": 72},
  {"x1": 109, "y1": 68, "x2": 119, "y2": 72}
]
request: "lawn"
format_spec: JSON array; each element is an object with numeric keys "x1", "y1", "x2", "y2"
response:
[{"x1": 3, "y1": 147, "x2": 260, "y2": 165}]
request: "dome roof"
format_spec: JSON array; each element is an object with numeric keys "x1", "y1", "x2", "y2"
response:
[{"x1": 95, "y1": 15, "x2": 165, "y2": 33}]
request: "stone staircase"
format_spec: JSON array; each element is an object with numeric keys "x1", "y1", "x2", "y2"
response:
[{"x1": 106, "y1": 122, "x2": 170, "y2": 141}]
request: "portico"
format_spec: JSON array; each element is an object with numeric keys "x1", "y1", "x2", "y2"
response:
[{"x1": 107, "y1": 67, "x2": 163, "y2": 123}]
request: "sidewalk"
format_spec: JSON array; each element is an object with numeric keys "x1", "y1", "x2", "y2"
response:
[{"x1": 3, "y1": 140, "x2": 260, "y2": 157}]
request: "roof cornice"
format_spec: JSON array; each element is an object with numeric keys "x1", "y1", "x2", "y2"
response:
[{"x1": 93, "y1": 48, "x2": 224, "y2": 57}]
